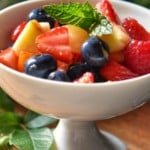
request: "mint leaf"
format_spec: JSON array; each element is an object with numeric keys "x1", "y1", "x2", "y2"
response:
[
  {"x1": 24, "y1": 111, "x2": 58, "y2": 128},
  {"x1": 0, "y1": 89, "x2": 57, "y2": 150},
  {"x1": 0, "y1": 112, "x2": 23, "y2": 134},
  {"x1": 9, "y1": 128, "x2": 54, "y2": 150},
  {"x1": 0, "y1": 88, "x2": 14, "y2": 112},
  {"x1": 44, "y1": 2, "x2": 112, "y2": 36},
  {"x1": 0, "y1": 135, "x2": 10, "y2": 150},
  {"x1": 44, "y1": 2, "x2": 94, "y2": 30},
  {"x1": 89, "y1": 14, "x2": 113, "y2": 36}
]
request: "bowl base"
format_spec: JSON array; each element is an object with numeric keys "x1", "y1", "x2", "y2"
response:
[
  {"x1": 53, "y1": 119, "x2": 126, "y2": 150},
  {"x1": 100, "y1": 130, "x2": 126, "y2": 150}
]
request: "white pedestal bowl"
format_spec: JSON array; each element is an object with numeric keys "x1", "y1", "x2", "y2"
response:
[{"x1": 0, "y1": 0, "x2": 150, "y2": 149}]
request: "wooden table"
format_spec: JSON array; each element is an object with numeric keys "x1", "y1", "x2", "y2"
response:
[{"x1": 97, "y1": 101, "x2": 150, "y2": 150}]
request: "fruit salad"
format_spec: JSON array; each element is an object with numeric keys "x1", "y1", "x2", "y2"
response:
[{"x1": 0, "y1": 0, "x2": 150, "y2": 83}]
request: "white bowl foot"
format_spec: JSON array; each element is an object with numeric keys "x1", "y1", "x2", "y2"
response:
[{"x1": 53, "y1": 119, "x2": 126, "y2": 150}]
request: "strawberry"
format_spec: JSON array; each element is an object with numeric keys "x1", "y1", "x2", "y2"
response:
[
  {"x1": 100, "y1": 60, "x2": 138, "y2": 81},
  {"x1": 0, "y1": 48, "x2": 18, "y2": 70},
  {"x1": 11, "y1": 21, "x2": 27, "y2": 41},
  {"x1": 72, "y1": 53, "x2": 83, "y2": 64},
  {"x1": 124, "y1": 40, "x2": 150, "y2": 75},
  {"x1": 96, "y1": 0, "x2": 120, "y2": 24},
  {"x1": 74, "y1": 72, "x2": 94, "y2": 83},
  {"x1": 122, "y1": 18, "x2": 150, "y2": 41}
]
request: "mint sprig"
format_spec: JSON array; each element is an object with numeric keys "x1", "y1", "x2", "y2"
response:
[
  {"x1": 9, "y1": 128, "x2": 53, "y2": 150},
  {"x1": 44, "y1": 2, "x2": 112, "y2": 36},
  {"x1": 0, "y1": 88, "x2": 58, "y2": 150}
]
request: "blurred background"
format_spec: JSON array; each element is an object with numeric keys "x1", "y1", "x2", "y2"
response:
[
  {"x1": 0, "y1": 0, "x2": 150, "y2": 10},
  {"x1": 0, "y1": 0, "x2": 25, "y2": 10},
  {"x1": 125, "y1": 0, "x2": 150, "y2": 8}
]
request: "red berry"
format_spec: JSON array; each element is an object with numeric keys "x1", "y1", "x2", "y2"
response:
[
  {"x1": 72, "y1": 53, "x2": 83, "y2": 64},
  {"x1": 0, "y1": 48, "x2": 18, "y2": 70},
  {"x1": 96, "y1": 0, "x2": 120, "y2": 24},
  {"x1": 122, "y1": 18, "x2": 150, "y2": 41},
  {"x1": 124, "y1": 40, "x2": 150, "y2": 75},
  {"x1": 36, "y1": 26, "x2": 73, "y2": 63},
  {"x1": 100, "y1": 61, "x2": 138, "y2": 81},
  {"x1": 11, "y1": 21, "x2": 26, "y2": 41},
  {"x1": 74, "y1": 72, "x2": 94, "y2": 83}
]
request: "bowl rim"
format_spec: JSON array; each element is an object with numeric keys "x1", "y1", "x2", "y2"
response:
[{"x1": 0, "y1": 0, "x2": 150, "y2": 14}]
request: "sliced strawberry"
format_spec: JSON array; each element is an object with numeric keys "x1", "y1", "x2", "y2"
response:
[
  {"x1": 36, "y1": 26, "x2": 74, "y2": 63},
  {"x1": 124, "y1": 40, "x2": 150, "y2": 75},
  {"x1": 0, "y1": 48, "x2": 18, "y2": 70},
  {"x1": 11, "y1": 21, "x2": 27, "y2": 41},
  {"x1": 74, "y1": 72, "x2": 94, "y2": 83},
  {"x1": 122, "y1": 18, "x2": 150, "y2": 41},
  {"x1": 96, "y1": 0, "x2": 120, "y2": 24},
  {"x1": 100, "y1": 60, "x2": 138, "y2": 81},
  {"x1": 72, "y1": 53, "x2": 83, "y2": 64}
]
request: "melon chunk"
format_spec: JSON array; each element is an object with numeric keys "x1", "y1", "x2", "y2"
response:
[
  {"x1": 99, "y1": 23, "x2": 130, "y2": 53},
  {"x1": 13, "y1": 20, "x2": 49, "y2": 55}
]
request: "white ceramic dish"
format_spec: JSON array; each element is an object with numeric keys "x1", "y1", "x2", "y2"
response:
[{"x1": 0, "y1": 0, "x2": 150, "y2": 150}]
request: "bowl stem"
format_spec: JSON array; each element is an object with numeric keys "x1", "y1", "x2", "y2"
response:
[{"x1": 53, "y1": 119, "x2": 126, "y2": 150}]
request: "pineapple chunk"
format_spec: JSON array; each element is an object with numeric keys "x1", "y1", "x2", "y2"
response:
[
  {"x1": 13, "y1": 20, "x2": 50, "y2": 55},
  {"x1": 99, "y1": 23, "x2": 130, "y2": 53}
]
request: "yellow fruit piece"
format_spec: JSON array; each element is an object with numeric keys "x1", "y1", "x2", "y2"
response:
[
  {"x1": 13, "y1": 20, "x2": 49, "y2": 55},
  {"x1": 99, "y1": 23, "x2": 130, "y2": 53},
  {"x1": 66, "y1": 25, "x2": 89, "y2": 54}
]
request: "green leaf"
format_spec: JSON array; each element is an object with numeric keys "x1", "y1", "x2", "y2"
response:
[
  {"x1": 0, "y1": 88, "x2": 14, "y2": 112},
  {"x1": 9, "y1": 128, "x2": 54, "y2": 150},
  {"x1": 44, "y1": 2, "x2": 112, "y2": 36},
  {"x1": 44, "y1": 2, "x2": 94, "y2": 30},
  {"x1": 24, "y1": 111, "x2": 58, "y2": 129},
  {"x1": 0, "y1": 112, "x2": 23, "y2": 134},
  {"x1": 89, "y1": 15, "x2": 113, "y2": 36},
  {"x1": 0, "y1": 135, "x2": 10, "y2": 150}
]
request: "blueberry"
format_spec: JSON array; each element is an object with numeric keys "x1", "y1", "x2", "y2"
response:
[
  {"x1": 89, "y1": 67, "x2": 106, "y2": 82},
  {"x1": 67, "y1": 62, "x2": 89, "y2": 81},
  {"x1": 48, "y1": 70, "x2": 70, "y2": 82},
  {"x1": 81, "y1": 37, "x2": 109, "y2": 67},
  {"x1": 25, "y1": 54, "x2": 57, "y2": 78},
  {"x1": 27, "y1": 8, "x2": 55, "y2": 28}
]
